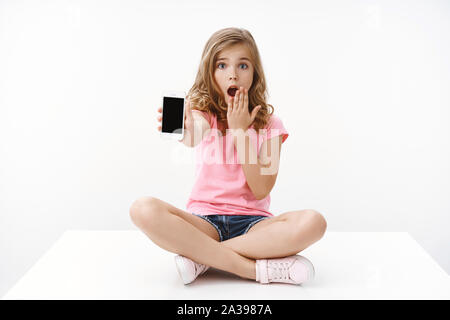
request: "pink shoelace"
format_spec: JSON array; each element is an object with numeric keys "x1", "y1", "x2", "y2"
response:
[
  {"x1": 267, "y1": 260, "x2": 292, "y2": 281},
  {"x1": 193, "y1": 262, "x2": 207, "y2": 276}
]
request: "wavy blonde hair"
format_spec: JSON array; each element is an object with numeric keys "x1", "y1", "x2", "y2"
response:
[{"x1": 187, "y1": 27, "x2": 274, "y2": 133}]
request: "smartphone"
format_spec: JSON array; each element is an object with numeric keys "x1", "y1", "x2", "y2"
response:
[{"x1": 160, "y1": 91, "x2": 185, "y2": 141}]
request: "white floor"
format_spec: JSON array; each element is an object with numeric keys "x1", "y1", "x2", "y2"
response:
[{"x1": 2, "y1": 230, "x2": 450, "y2": 300}]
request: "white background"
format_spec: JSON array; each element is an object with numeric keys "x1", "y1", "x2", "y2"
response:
[{"x1": 1, "y1": 0, "x2": 449, "y2": 297}]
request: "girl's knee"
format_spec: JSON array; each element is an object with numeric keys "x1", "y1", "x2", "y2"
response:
[
  {"x1": 129, "y1": 196, "x2": 164, "y2": 230},
  {"x1": 293, "y1": 209, "x2": 327, "y2": 241},
  {"x1": 309, "y1": 210, "x2": 327, "y2": 237}
]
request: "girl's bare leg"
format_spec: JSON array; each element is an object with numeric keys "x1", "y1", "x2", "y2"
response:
[
  {"x1": 129, "y1": 196, "x2": 256, "y2": 280},
  {"x1": 220, "y1": 210, "x2": 327, "y2": 260}
]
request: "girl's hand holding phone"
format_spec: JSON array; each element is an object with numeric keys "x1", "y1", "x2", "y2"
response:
[
  {"x1": 157, "y1": 98, "x2": 195, "y2": 142},
  {"x1": 157, "y1": 106, "x2": 162, "y2": 131},
  {"x1": 227, "y1": 87, "x2": 261, "y2": 131}
]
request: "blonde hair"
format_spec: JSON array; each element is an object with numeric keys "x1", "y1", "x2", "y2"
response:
[{"x1": 187, "y1": 27, "x2": 274, "y2": 133}]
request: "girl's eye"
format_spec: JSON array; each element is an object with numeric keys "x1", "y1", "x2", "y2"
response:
[{"x1": 217, "y1": 63, "x2": 248, "y2": 69}]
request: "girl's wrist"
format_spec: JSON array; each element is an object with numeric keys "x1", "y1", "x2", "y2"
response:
[{"x1": 229, "y1": 126, "x2": 248, "y2": 134}]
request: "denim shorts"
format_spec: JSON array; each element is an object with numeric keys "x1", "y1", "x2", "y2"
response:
[{"x1": 192, "y1": 213, "x2": 271, "y2": 242}]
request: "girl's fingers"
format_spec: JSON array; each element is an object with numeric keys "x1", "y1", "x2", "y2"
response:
[
  {"x1": 157, "y1": 115, "x2": 162, "y2": 122},
  {"x1": 244, "y1": 88, "x2": 248, "y2": 109},
  {"x1": 157, "y1": 126, "x2": 161, "y2": 131},
  {"x1": 240, "y1": 88, "x2": 244, "y2": 110},
  {"x1": 158, "y1": 107, "x2": 162, "y2": 113},
  {"x1": 228, "y1": 96, "x2": 233, "y2": 112}
]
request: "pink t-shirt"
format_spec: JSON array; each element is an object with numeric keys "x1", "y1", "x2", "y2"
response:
[{"x1": 185, "y1": 110, "x2": 289, "y2": 217}]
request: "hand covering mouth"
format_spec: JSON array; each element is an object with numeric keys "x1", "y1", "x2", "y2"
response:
[{"x1": 227, "y1": 85, "x2": 238, "y2": 97}]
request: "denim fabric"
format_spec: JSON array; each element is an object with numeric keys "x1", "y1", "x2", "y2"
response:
[{"x1": 192, "y1": 213, "x2": 271, "y2": 242}]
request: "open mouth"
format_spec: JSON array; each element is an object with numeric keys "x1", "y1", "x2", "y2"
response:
[{"x1": 227, "y1": 86, "x2": 238, "y2": 97}]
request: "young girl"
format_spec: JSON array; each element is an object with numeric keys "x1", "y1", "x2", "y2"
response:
[{"x1": 130, "y1": 27, "x2": 327, "y2": 285}]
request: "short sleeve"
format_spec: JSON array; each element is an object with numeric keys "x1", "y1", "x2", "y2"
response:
[{"x1": 264, "y1": 114, "x2": 289, "y2": 143}]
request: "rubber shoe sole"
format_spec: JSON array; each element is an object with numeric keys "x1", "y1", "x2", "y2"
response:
[{"x1": 296, "y1": 255, "x2": 315, "y2": 281}]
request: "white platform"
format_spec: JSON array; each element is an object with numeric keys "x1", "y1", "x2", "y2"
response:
[{"x1": 2, "y1": 230, "x2": 449, "y2": 300}]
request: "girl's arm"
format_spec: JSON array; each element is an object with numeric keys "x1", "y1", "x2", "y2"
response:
[
  {"x1": 233, "y1": 131, "x2": 283, "y2": 200},
  {"x1": 180, "y1": 101, "x2": 210, "y2": 147}
]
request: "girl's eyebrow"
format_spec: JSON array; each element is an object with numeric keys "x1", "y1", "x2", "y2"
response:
[{"x1": 217, "y1": 57, "x2": 251, "y2": 62}]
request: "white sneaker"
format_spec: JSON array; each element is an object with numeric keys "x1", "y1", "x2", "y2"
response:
[
  {"x1": 255, "y1": 255, "x2": 315, "y2": 284},
  {"x1": 174, "y1": 255, "x2": 209, "y2": 284}
]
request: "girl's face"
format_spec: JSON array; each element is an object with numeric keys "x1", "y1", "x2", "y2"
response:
[{"x1": 213, "y1": 43, "x2": 254, "y2": 101}]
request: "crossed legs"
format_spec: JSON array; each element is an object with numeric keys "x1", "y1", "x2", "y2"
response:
[{"x1": 129, "y1": 196, "x2": 327, "y2": 280}]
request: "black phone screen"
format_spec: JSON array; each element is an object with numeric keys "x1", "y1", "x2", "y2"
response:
[{"x1": 162, "y1": 97, "x2": 184, "y2": 134}]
